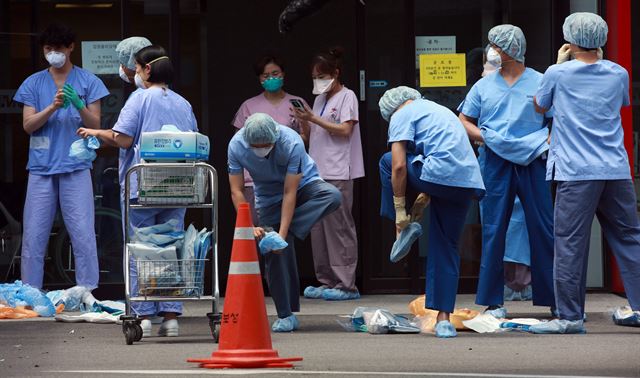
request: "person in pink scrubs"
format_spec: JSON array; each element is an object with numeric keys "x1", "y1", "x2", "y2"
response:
[
  {"x1": 232, "y1": 54, "x2": 310, "y2": 223},
  {"x1": 293, "y1": 47, "x2": 364, "y2": 300}
]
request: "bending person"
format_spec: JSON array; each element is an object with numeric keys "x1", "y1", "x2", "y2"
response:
[
  {"x1": 227, "y1": 113, "x2": 341, "y2": 332},
  {"x1": 78, "y1": 45, "x2": 197, "y2": 338},
  {"x1": 533, "y1": 12, "x2": 640, "y2": 333},
  {"x1": 458, "y1": 24, "x2": 555, "y2": 318},
  {"x1": 378, "y1": 87, "x2": 485, "y2": 338}
]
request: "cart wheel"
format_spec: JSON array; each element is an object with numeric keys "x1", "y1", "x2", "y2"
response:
[
  {"x1": 134, "y1": 324, "x2": 143, "y2": 341},
  {"x1": 210, "y1": 321, "x2": 220, "y2": 343},
  {"x1": 125, "y1": 326, "x2": 136, "y2": 345}
]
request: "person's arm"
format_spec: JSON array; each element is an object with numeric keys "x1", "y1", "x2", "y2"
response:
[
  {"x1": 77, "y1": 128, "x2": 133, "y2": 148},
  {"x1": 22, "y1": 89, "x2": 65, "y2": 135},
  {"x1": 293, "y1": 105, "x2": 354, "y2": 137},
  {"x1": 533, "y1": 96, "x2": 548, "y2": 114},
  {"x1": 278, "y1": 173, "x2": 302, "y2": 240},
  {"x1": 459, "y1": 113, "x2": 484, "y2": 143},
  {"x1": 298, "y1": 119, "x2": 310, "y2": 144},
  {"x1": 391, "y1": 141, "x2": 410, "y2": 231},
  {"x1": 229, "y1": 173, "x2": 247, "y2": 210},
  {"x1": 78, "y1": 100, "x2": 101, "y2": 129}
]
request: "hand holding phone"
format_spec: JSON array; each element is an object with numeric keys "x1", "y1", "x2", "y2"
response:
[{"x1": 289, "y1": 99, "x2": 305, "y2": 110}]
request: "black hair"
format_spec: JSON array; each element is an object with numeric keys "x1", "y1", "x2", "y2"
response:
[
  {"x1": 310, "y1": 46, "x2": 344, "y2": 79},
  {"x1": 134, "y1": 45, "x2": 173, "y2": 84},
  {"x1": 253, "y1": 54, "x2": 286, "y2": 76},
  {"x1": 38, "y1": 23, "x2": 76, "y2": 47}
]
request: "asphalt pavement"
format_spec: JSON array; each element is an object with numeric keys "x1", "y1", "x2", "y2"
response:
[{"x1": 1, "y1": 293, "x2": 639, "y2": 377}]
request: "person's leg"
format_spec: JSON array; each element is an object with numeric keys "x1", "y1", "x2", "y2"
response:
[
  {"x1": 286, "y1": 180, "x2": 342, "y2": 240},
  {"x1": 21, "y1": 173, "x2": 58, "y2": 289},
  {"x1": 594, "y1": 180, "x2": 640, "y2": 312},
  {"x1": 58, "y1": 170, "x2": 99, "y2": 289},
  {"x1": 379, "y1": 152, "x2": 395, "y2": 221},
  {"x1": 515, "y1": 158, "x2": 555, "y2": 307},
  {"x1": 323, "y1": 180, "x2": 358, "y2": 293},
  {"x1": 475, "y1": 149, "x2": 516, "y2": 307},
  {"x1": 243, "y1": 185, "x2": 260, "y2": 226},
  {"x1": 152, "y1": 209, "x2": 186, "y2": 318},
  {"x1": 309, "y1": 220, "x2": 337, "y2": 289},
  {"x1": 263, "y1": 235, "x2": 299, "y2": 319},
  {"x1": 424, "y1": 190, "x2": 472, "y2": 314},
  {"x1": 504, "y1": 195, "x2": 532, "y2": 294},
  {"x1": 554, "y1": 181, "x2": 601, "y2": 320}
]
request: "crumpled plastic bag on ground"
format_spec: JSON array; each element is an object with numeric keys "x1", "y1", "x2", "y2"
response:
[
  {"x1": 612, "y1": 306, "x2": 640, "y2": 327},
  {"x1": 46, "y1": 285, "x2": 95, "y2": 312},
  {"x1": 0, "y1": 281, "x2": 57, "y2": 317},
  {"x1": 69, "y1": 136, "x2": 100, "y2": 162},
  {"x1": 408, "y1": 296, "x2": 479, "y2": 331},
  {"x1": 259, "y1": 231, "x2": 288, "y2": 255},
  {"x1": 339, "y1": 307, "x2": 420, "y2": 334}
]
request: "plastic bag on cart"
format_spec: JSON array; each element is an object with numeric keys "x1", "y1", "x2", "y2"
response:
[
  {"x1": 179, "y1": 224, "x2": 198, "y2": 294},
  {"x1": 128, "y1": 243, "x2": 181, "y2": 296},
  {"x1": 132, "y1": 219, "x2": 184, "y2": 247}
]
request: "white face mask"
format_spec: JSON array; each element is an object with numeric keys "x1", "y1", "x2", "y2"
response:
[
  {"x1": 252, "y1": 146, "x2": 273, "y2": 158},
  {"x1": 45, "y1": 51, "x2": 66, "y2": 69},
  {"x1": 312, "y1": 78, "x2": 334, "y2": 95},
  {"x1": 486, "y1": 47, "x2": 501, "y2": 67},
  {"x1": 134, "y1": 73, "x2": 146, "y2": 89},
  {"x1": 119, "y1": 65, "x2": 131, "y2": 83}
]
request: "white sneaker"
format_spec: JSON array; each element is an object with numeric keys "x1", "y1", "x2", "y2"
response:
[
  {"x1": 158, "y1": 319, "x2": 179, "y2": 337},
  {"x1": 140, "y1": 319, "x2": 152, "y2": 338}
]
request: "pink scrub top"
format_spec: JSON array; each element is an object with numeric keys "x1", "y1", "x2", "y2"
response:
[
  {"x1": 309, "y1": 86, "x2": 364, "y2": 180},
  {"x1": 232, "y1": 92, "x2": 309, "y2": 186}
]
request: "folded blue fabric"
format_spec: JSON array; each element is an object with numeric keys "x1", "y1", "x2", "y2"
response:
[
  {"x1": 481, "y1": 127, "x2": 549, "y2": 166},
  {"x1": 258, "y1": 231, "x2": 288, "y2": 255},
  {"x1": 272, "y1": 314, "x2": 299, "y2": 332},
  {"x1": 390, "y1": 222, "x2": 423, "y2": 263},
  {"x1": 529, "y1": 319, "x2": 586, "y2": 334},
  {"x1": 435, "y1": 320, "x2": 457, "y2": 338},
  {"x1": 322, "y1": 288, "x2": 360, "y2": 301}
]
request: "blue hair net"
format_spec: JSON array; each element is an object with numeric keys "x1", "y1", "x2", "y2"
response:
[
  {"x1": 378, "y1": 86, "x2": 422, "y2": 122},
  {"x1": 488, "y1": 24, "x2": 526, "y2": 63},
  {"x1": 243, "y1": 113, "x2": 279, "y2": 145},
  {"x1": 116, "y1": 37, "x2": 152, "y2": 70},
  {"x1": 563, "y1": 12, "x2": 608, "y2": 49}
]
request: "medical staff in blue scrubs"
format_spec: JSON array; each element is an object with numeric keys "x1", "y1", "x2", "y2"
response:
[
  {"x1": 13, "y1": 23, "x2": 109, "y2": 290},
  {"x1": 79, "y1": 45, "x2": 195, "y2": 338},
  {"x1": 532, "y1": 12, "x2": 640, "y2": 333},
  {"x1": 459, "y1": 24, "x2": 555, "y2": 318},
  {"x1": 378, "y1": 86, "x2": 485, "y2": 338},
  {"x1": 228, "y1": 113, "x2": 341, "y2": 332}
]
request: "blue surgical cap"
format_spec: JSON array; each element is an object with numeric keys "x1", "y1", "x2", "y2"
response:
[
  {"x1": 243, "y1": 113, "x2": 279, "y2": 145},
  {"x1": 488, "y1": 24, "x2": 526, "y2": 63},
  {"x1": 116, "y1": 37, "x2": 152, "y2": 70},
  {"x1": 378, "y1": 86, "x2": 422, "y2": 122},
  {"x1": 563, "y1": 12, "x2": 608, "y2": 49}
]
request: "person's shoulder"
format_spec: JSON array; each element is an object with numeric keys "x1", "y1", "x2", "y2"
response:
[
  {"x1": 229, "y1": 129, "x2": 245, "y2": 147},
  {"x1": 339, "y1": 86, "x2": 357, "y2": 99},
  {"x1": 601, "y1": 60, "x2": 628, "y2": 76},
  {"x1": 525, "y1": 67, "x2": 543, "y2": 78},
  {"x1": 20, "y1": 69, "x2": 49, "y2": 86},
  {"x1": 241, "y1": 93, "x2": 266, "y2": 107},
  {"x1": 73, "y1": 66, "x2": 102, "y2": 81}
]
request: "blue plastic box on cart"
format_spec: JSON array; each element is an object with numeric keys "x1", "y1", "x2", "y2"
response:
[{"x1": 140, "y1": 128, "x2": 210, "y2": 161}]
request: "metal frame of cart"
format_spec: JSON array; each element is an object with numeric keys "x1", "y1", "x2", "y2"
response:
[{"x1": 120, "y1": 162, "x2": 221, "y2": 345}]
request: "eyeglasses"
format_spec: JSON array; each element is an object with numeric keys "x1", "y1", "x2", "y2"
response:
[{"x1": 260, "y1": 70, "x2": 282, "y2": 80}]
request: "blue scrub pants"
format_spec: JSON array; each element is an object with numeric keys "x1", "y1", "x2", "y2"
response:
[
  {"x1": 257, "y1": 180, "x2": 341, "y2": 318},
  {"x1": 124, "y1": 198, "x2": 185, "y2": 317},
  {"x1": 476, "y1": 149, "x2": 555, "y2": 307},
  {"x1": 554, "y1": 180, "x2": 640, "y2": 320},
  {"x1": 379, "y1": 152, "x2": 475, "y2": 313},
  {"x1": 22, "y1": 170, "x2": 98, "y2": 289}
]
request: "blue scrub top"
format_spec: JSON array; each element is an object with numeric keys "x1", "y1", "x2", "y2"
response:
[
  {"x1": 13, "y1": 67, "x2": 109, "y2": 175},
  {"x1": 536, "y1": 60, "x2": 631, "y2": 181},
  {"x1": 459, "y1": 68, "x2": 549, "y2": 165},
  {"x1": 388, "y1": 99, "x2": 485, "y2": 192},
  {"x1": 112, "y1": 87, "x2": 198, "y2": 196},
  {"x1": 228, "y1": 125, "x2": 322, "y2": 209}
]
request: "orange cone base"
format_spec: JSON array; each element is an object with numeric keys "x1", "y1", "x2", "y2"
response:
[{"x1": 187, "y1": 349, "x2": 303, "y2": 369}]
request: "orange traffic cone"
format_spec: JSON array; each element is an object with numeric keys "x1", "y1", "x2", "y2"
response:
[{"x1": 187, "y1": 203, "x2": 303, "y2": 369}]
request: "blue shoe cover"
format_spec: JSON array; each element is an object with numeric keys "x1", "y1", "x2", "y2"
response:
[
  {"x1": 520, "y1": 285, "x2": 532, "y2": 301},
  {"x1": 612, "y1": 306, "x2": 640, "y2": 327},
  {"x1": 551, "y1": 308, "x2": 587, "y2": 322},
  {"x1": 503, "y1": 286, "x2": 518, "y2": 301},
  {"x1": 434, "y1": 320, "x2": 457, "y2": 338},
  {"x1": 484, "y1": 306, "x2": 507, "y2": 319},
  {"x1": 303, "y1": 286, "x2": 327, "y2": 299},
  {"x1": 258, "y1": 231, "x2": 288, "y2": 255},
  {"x1": 322, "y1": 288, "x2": 360, "y2": 301},
  {"x1": 271, "y1": 314, "x2": 299, "y2": 332},
  {"x1": 390, "y1": 222, "x2": 423, "y2": 263},
  {"x1": 529, "y1": 319, "x2": 586, "y2": 334}
]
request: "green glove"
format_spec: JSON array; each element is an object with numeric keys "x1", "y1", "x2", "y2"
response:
[{"x1": 62, "y1": 84, "x2": 85, "y2": 110}]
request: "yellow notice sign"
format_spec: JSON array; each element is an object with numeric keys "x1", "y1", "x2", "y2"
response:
[{"x1": 419, "y1": 53, "x2": 467, "y2": 87}]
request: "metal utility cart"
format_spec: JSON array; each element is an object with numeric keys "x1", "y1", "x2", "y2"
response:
[{"x1": 120, "y1": 162, "x2": 220, "y2": 345}]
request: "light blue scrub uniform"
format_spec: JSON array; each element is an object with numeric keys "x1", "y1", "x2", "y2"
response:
[
  {"x1": 460, "y1": 68, "x2": 555, "y2": 308},
  {"x1": 228, "y1": 126, "x2": 341, "y2": 318},
  {"x1": 536, "y1": 59, "x2": 640, "y2": 321},
  {"x1": 379, "y1": 99, "x2": 485, "y2": 313},
  {"x1": 13, "y1": 67, "x2": 109, "y2": 289},
  {"x1": 113, "y1": 86, "x2": 198, "y2": 316}
]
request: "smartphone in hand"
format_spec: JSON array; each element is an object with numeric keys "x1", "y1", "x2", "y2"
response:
[{"x1": 289, "y1": 99, "x2": 305, "y2": 110}]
